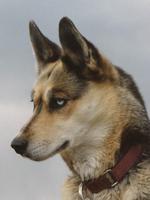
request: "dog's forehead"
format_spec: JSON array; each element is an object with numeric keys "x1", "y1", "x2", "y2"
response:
[
  {"x1": 36, "y1": 60, "x2": 74, "y2": 86},
  {"x1": 34, "y1": 60, "x2": 86, "y2": 98},
  {"x1": 38, "y1": 61, "x2": 62, "y2": 81}
]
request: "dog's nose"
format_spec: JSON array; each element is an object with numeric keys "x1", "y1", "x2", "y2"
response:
[{"x1": 11, "y1": 137, "x2": 28, "y2": 155}]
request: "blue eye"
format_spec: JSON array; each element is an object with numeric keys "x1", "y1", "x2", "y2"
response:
[
  {"x1": 56, "y1": 99, "x2": 66, "y2": 106},
  {"x1": 50, "y1": 97, "x2": 68, "y2": 110}
]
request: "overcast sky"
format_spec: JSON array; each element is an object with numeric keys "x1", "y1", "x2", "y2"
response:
[{"x1": 0, "y1": 0, "x2": 150, "y2": 200}]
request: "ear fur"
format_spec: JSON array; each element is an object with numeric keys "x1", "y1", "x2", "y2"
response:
[
  {"x1": 29, "y1": 21, "x2": 61, "y2": 74},
  {"x1": 59, "y1": 17, "x2": 113, "y2": 81},
  {"x1": 59, "y1": 17, "x2": 89, "y2": 65}
]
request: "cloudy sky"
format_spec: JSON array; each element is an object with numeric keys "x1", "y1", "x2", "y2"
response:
[{"x1": 0, "y1": 0, "x2": 150, "y2": 199}]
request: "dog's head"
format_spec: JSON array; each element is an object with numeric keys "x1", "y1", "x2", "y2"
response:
[{"x1": 11, "y1": 17, "x2": 124, "y2": 161}]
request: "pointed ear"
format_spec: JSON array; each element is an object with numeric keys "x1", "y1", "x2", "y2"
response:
[
  {"x1": 59, "y1": 17, "x2": 112, "y2": 80},
  {"x1": 59, "y1": 17, "x2": 89, "y2": 64},
  {"x1": 29, "y1": 21, "x2": 61, "y2": 74}
]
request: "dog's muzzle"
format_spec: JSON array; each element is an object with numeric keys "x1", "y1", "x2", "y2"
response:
[{"x1": 11, "y1": 137, "x2": 28, "y2": 156}]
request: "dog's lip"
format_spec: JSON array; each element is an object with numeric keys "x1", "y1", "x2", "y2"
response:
[
  {"x1": 52, "y1": 140, "x2": 70, "y2": 154},
  {"x1": 25, "y1": 140, "x2": 70, "y2": 161}
]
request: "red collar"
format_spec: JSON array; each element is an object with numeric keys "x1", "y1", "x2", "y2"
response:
[{"x1": 79, "y1": 144, "x2": 143, "y2": 196}]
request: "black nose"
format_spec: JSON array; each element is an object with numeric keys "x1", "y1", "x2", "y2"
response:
[{"x1": 11, "y1": 137, "x2": 28, "y2": 155}]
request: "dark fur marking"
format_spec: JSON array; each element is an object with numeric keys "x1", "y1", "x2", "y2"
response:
[
  {"x1": 84, "y1": 38, "x2": 104, "y2": 68},
  {"x1": 29, "y1": 21, "x2": 61, "y2": 69},
  {"x1": 59, "y1": 17, "x2": 88, "y2": 62},
  {"x1": 59, "y1": 17, "x2": 109, "y2": 82},
  {"x1": 114, "y1": 67, "x2": 150, "y2": 163},
  {"x1": 51, "y1": 65, "x2": 87, "y2": 96},
  {"x1": 116, "y1": 66, "x2": 146, "y2": 108},
  {"x1": 45, "y1": 66, "x2": 88, "y2": 113},
  {"x1": 62, "y1": 56, "x2": 107, "y2": 82},
  {"x1": 32, "y1": 35, "x2": 60, "y2": 65},
  {"x1": 120, "y1": 124, "x2": 150, "y2": 161}
]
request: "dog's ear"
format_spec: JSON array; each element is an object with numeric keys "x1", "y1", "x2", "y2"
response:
[
  {"x1": 29, "y1": 21, "x2": 61, "y2": 74},
  {"x1": 59, "y1": 17, "x2": 113, "y2": 80}
]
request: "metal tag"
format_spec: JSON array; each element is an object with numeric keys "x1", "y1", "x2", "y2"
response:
[
  {"x1": 79, "y1": 183, "x2": 84, "y2": 200},
  {"x1": 78, "y1": 183, "x2": 91, "y2": 200}
]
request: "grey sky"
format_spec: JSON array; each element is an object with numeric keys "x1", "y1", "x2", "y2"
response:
[{"x1": 0, "y1": 0, "x2": 150, "y2": 199}]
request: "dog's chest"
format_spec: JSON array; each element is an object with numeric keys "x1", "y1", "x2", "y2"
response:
[
  {"x1": 62, "y1": 175, "x2": 122, "y2": 200},
  {"x1": 62, "y1": 145, "x2": 112, "y2": 181},
  {"x1": 62, "y1": 182, "x2": 138, "y2": 200},
  {"x1": 62, "y1": 166, "x2": 150, "y2": 200}
]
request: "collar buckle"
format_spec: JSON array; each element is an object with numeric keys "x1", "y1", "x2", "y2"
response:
[
  {"x1": 104, "y1": 169, "x2": 118, "y2": 187},
  {"x1": 79, "y1": 183, "x2": 91, "y2": 200},
  {"x1": 79, "y1": 183, "x2": 84, "y2": 200}
]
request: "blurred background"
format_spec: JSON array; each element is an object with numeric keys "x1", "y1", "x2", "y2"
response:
[{"x1": 0, "y1": 0, "x2": 150, "y2": 199}]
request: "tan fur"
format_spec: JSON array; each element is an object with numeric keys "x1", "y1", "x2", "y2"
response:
[
  {"x1": 12, "y1": 18, "x2": 150, "y2": 199},
  {"x1": 15, "y1": 62, "x2": 150, "y2": 199},
  {"x1": 62, "y1": 161, "x2": 150, "y2": 200}
]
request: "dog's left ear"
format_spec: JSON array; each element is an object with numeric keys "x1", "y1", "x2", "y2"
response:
[
  {"x1": 29, "y1": 21, "x2": 61, "y2": 74},
  {"x1": 59, "y1": 17, "x2": 113, "y2": 80}
]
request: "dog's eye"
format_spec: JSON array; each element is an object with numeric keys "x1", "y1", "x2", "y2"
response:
[
  {"x1": 56, "y1": 99, "x2": 66, "y2": 106},
  {"x1": 30, "y1": 99, "x2": 35, "y2": 110},
  {"x1": 50, "y1": 97, "x2": 68, "y2": 110}
]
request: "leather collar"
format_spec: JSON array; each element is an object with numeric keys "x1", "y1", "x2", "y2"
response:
[{"x1": 79, "y1": 144, "x2": 143, "y2": 196}]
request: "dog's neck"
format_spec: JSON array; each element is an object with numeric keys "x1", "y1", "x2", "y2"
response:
[{"x1": 61, "y1": 130, "x2": 121, "y2": 181}]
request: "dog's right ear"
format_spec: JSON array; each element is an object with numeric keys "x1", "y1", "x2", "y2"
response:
[
  {"x1": 59, "y1": 17, "x2": 115, "y2": 81},
  {"x1": 29, "y1": 21, "x2": 61, "y2": 74}
]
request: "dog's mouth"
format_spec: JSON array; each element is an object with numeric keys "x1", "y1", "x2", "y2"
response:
[
  {"x1": 26, "y1": 140, "x2": 70, "y2": 161},
  {"x1": 51, "y1": 140, "x2": 69, "y2": 155}
]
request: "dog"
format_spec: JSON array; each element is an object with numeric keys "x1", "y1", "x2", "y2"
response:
[{"x1": 11, "y1": 17, "x2": 150, "y2": 200}]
